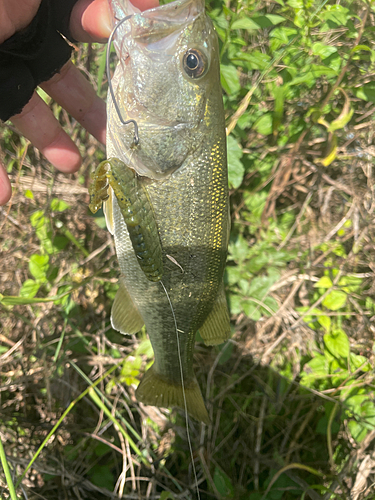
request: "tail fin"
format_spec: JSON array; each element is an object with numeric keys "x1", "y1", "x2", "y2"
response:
[{"x1": 136, "y1": 365, "x2": 210, "y2": 424}]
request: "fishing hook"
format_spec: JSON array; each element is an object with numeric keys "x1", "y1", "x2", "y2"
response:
[{"x1": 106, "y1": 15, "x2": 140, "y2": 145}]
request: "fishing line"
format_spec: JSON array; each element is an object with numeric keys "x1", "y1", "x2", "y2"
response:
[
  {"x1": 106, "y1": 16, "x2": 139, "y2": 145},
  {"x1": 108, "y1": 11, "x2": 199, "y2": 497},
  {"x1": 159, "y1": 280, "x2": 201, "y2": 500}
]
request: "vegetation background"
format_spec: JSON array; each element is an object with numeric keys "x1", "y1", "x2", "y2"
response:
[{"x1": 1, "y1": 0, "x2": 375, "y2": 498}]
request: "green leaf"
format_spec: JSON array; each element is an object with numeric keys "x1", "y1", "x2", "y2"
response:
[
  {"x1": 247, "y1": 274, "x2": 279, "y2": 299},
  {"x1": 50, "y1": 198, "x2": 70, "y2": 212},
  {"x1": 264, "y1": 14, "x2": 285, "y2": 25},
  {"x1": 316, "y1": 415, "x2": 340, "y2": 435},
  {"x1": 249, "y1": 493, "x2": 263, "y2": 500},
  {"x1": 217, "y1": 341, "x2": 233, "y2": 365},
  {"x1": 348, "y1": 420, "x2": 367, "y2": 443},
  {"x1": 263, "y1": 296, "x2": 278, "y2": 315},
  {"x1": 305, "y1": 355, "x2": 329, "y2": 376},
  {"x1": 251, "y1": 15, "x2": 285, "y2": 28},
  {"x1": 227, "y1": 135, "x2": 245, "y2": 188},
  {"x1": 19, "y1": 279, "x2": 40, "y2": 298},
  {"x1": 311, "y1": 42, "x2": 337, "y2": 59},
  {"x1": 314, "y1": 276, "x2": 333, "y2": 288},
  {"x1": 232, "y1": 51, "x2": 270, "y2": 70},
  {"x1": 301, "y1": 354, "x2": 329, "y2": 386},
  {"x1": 220, "y1": 64, "x2": 241, "y2": 95},
  {"x1": 324, "y1": 329, "x2": 350, "y2": 359},
  {"x1": 213, "y1": 467, "x2": 234, "y2": 497},
  {"x1": 135, "y1": 339, "x2": 154, "y2": 358},
  {"x1": 351, "y1": 44, "x2": 372, "y2": 54},
  {"x1": 317, "y1": 314, "x2": 331, "y2": 332},
  {"x1": 30, "y1": 210, "x2": 46, "y2": 229},
  {"x1": 52, "y1": 235, "x2": 69, "y2": 251},
  {"x1": 330, "y1": 358, "x2": 347, "y2": 386},
  {"x1": 288, "y1": 72, "x2": 316, "y2": 87},
  {"x1": 286, "y1": 0, "x2": 303, "y2": 8},
  {"x1": 89, "y1": 465, "x2": 114, "y2": 489},
  {"x1": 360, "y1": 401, "x2": 375, "y2": 427},
  {"x1": 242, "y1": 299, "x2": 262, "y2": 321},
  {"x1": 228, "y1": 293, "x2": 242, "y2": 315},
  {"x1": 94, "y1": 216, "x2": 107, "y2": 229},
  {"x1": 160, "y1": 493, "x2": 176, "y2": 500},
  {"x1": 269, "y1": 27, "x2": 298, "y2": 50},
  {"x1": 349, "y1": 353, "x2": 371, "y2": 372},
  {"x1": 94, "y1": 442, "x2": 111, "y2": 457},
  {"x1": 253, "y1": 113, "x2": 273, "y2": 135},
  {"x1": 322, "y1": 290, "x2": 347, "y2": 311},
  {"x1": 311, "y1": 65, "x2": 338, "y2": 78},
  {"x1": 24, "y1": 189, "x2": 34, "y2": 199},
  {"x1": 338, "y1": 275, "x2": 362, "y2": 293},
  {"x1": 231, "y1": 18, "x2": 260, "y2": 30},
  {"x1": 354, "y1": 82, "x2": 375, "y2": 103},
  {"x1": 29, "y1": 254, "x2": 49, "y2": 281},
  {"x1": 346, "y1": 394, "x2": 368, "y2": 413},
  {"x1": 320, "y1": 5, "x2": 351, "y2": 29}
]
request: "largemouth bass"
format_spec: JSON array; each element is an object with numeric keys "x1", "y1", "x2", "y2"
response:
[{"x1": 90, "y1": 0, "x2": 230, "y2": 423}]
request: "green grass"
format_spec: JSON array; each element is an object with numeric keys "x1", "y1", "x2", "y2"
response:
[{"x1": 1, "y1": 0, "x2": 375, "y2": 498}]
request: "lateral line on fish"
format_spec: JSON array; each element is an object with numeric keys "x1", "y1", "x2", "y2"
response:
[{"x1": 159, "y1": 280, "x2": 201, "y2": 500}]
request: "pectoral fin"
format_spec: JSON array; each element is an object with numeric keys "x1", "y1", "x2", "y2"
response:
[
  {"x1": 136, "y1": 365, "x2": 210, "y2": 424},
  {"x1": 199, "y1": 284, "x2": 231, "y2": 346},
  {"x1": 111, "y1": 278, "x2": 144, "y2": 334}
]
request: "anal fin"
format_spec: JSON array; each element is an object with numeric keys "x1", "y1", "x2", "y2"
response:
[
  {"x1": 199, "y1": 283, "x2": 231, "y2": 346},
  {"x1": 111, "y1": 277, "x2": 144, "y2": 334},
  {"x1": 136, "y1": 365, "x2": 210, "y2": 424}
]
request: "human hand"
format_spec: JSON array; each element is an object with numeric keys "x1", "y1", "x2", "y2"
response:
[{"x1": 0, "y1": 0, "x2": 158, "y2": 205}]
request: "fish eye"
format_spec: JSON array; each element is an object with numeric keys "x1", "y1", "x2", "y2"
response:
[{"x1": 182, "y1": 49, "x2": 208, "y2": 80}]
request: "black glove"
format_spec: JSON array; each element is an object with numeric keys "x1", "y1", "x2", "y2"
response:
[{"x1": 0, "y1": 0, "x2": 79, "y2": 121}]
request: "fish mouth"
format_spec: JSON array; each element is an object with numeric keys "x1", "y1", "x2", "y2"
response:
[
  {"x1": 109, "y1": 0, "x2": 206, "y2": 53},
  {"x1": 109, "y1": 0, "x2": 205, "y2": 24}
]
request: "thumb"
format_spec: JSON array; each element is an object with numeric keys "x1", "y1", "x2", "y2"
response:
[
  {"x1": 70, "y1": 0, "x2": 112, "y2": 43},
  {"x1": 69, "y1": 0, "x2": 160, "y2": 43}
]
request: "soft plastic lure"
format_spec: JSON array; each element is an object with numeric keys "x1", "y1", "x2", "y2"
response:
[{"x1": 89, "y1": 158, "x2": 163, "y2": 282}]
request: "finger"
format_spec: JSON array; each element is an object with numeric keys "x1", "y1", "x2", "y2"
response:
[
  {"x1": 70, "y1": 0, "x2": 112, "y2": 42},
  {"x1": 69, "y1": 0, "x2": 160, "y2": 43},
  {"x1": 131, "y1": 0, "x2": 160, "y2": 10},
  {"x1": 0, "y1": 0, "x2": 41, "y2": 43},
  {"x1": 40, "y1": 61, "x2": 106, "y2": 145},
  {"x1": 0, "y1": 162, "x2": 12, "y2": 205},
  {"x1": 11, "y1": 92, "x2": 82, "y2": 174}
]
